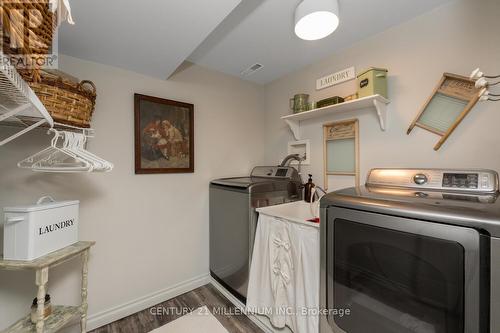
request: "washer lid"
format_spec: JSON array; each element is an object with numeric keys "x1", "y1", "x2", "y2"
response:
[
  {"x1": 210, "y1": 177, "x2": 285, "y2": 189},
  {"x1": 211, "y1": 177, "x2": 255, "y2": 188}
]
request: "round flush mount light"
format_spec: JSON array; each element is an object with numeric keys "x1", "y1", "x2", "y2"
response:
[{"x1": 294, "y1": 0, "x2": 340, "y2": 41}]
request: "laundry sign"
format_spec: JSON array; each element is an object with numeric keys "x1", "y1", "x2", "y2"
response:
[{"x1": 316, "y1": 67, "x2": 356, "y2": 90}]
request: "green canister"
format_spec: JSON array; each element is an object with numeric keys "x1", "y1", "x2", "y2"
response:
[
  {"x1": 290, "y1": 93, "x2": 310, "y2": 113},
  {"x1": 357, "y1": 67, "x2": 388, "y2": 99}
]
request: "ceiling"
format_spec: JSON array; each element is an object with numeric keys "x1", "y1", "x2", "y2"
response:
[
  {"x1": 59, "y1": 0, "x2": 455, "y2": 84},
  {"x1": 58, "y1": 0, "x2": 242, "y2": 79},
  {"x1": 189, "y1": 0, "x2": 455, "y2": 84}
]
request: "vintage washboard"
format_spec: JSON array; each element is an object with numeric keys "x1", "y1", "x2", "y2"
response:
[
  {"x1": 323, "y1": 119, "x2": 359, "y2": 189},
  {"x1": 407, "y1": 73, "x2": 481, "y2": 150}
]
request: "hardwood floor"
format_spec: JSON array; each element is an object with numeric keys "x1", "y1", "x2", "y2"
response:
[{"x1": 90, "y1": 284, "x2": 264, "y2": 333}]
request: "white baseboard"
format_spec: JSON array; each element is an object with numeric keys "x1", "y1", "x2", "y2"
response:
[{"x1": 87, "y1": 273, "x2": 211, "y2": 331}]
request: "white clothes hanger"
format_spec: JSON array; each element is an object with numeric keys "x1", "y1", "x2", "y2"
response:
[
  {"x1": 18, "y1": 130, "x2": 90, "y2": 172},
  {"x1": 69, "y1": 132, "x2": 113, "y2": 172},
  {"x1": 18, "y1": 129, "x2": 113, "y2": 173},
  {"x1": 18, "y1": 129, "x2": 91, "y2": 172},
  {"x1": 34, "y1": 132, "x2": 98, "y2": 172},
  {"x1": 39, "y1": 131, "x2": 96, "y2": 172},
  {"x1": 29, "y1": 130, "x2": 93, "y2": 172},
  {"x1": 77, "y1": 133, "x2": 112, "y2": 171}
]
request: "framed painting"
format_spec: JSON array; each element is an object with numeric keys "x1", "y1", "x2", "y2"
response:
[{"x1": 134, "y1": 94, "x2": 194, "y2": 174}]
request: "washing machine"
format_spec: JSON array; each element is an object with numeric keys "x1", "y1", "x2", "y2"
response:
[
  {"x1": 210, "y1": 165, "x2": 302, "y2": 303},
  {"x1": 320, "y1": 168, "x2": 500, "y2": 333}
]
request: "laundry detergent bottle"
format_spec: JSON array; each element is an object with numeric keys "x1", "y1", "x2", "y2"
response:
[{"x1": 304, "y1": 174, "x2": 315, "y2": 202}]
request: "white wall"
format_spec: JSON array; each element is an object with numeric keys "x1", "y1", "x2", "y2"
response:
[
  {"x1": 0, "y1": 56, "x2": 266, "y2": 330},
  {"x1": 264, "y1": 0, "x2": 500, "y2": 190}
]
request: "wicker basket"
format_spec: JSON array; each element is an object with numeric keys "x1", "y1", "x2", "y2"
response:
[
  {"x1": 1, "y1": 0, "x2": 56, "y2": 82},
  {"x1": 22, "y1": 70, "x2": 97, "y2": 128}
]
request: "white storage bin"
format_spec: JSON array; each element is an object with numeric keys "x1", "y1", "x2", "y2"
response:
[{"x1": 3, "y1": 196, "x2": 79, "y2": 261}]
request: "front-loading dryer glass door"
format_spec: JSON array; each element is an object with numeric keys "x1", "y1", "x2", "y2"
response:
[{"x1": 325, "y1": 207, "x2": 484, "y2": 333}]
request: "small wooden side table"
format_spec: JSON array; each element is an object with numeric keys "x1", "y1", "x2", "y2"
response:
[{"x1": 0, "y1": 241, "x2": 96, "y2": 333}]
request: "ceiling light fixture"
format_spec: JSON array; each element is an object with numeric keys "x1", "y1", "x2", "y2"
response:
[{"x1": 294, "y1": 0, "x2": 340, "y2": 41}]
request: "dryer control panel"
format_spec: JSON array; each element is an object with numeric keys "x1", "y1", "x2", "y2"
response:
[
  {"x1": 367, "y1": 168, "x2": 499, "y2": 194},
  {"x1": 251, "y1": 166, "x2": 298, "y2": 179}
]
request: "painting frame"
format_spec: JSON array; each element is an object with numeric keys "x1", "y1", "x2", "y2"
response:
[{"x1": 134, "y1": 93, "x2": 194, "y2": 174}]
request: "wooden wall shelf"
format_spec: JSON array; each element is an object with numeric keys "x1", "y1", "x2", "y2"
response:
[{"x1": 282, "y1": 94, "x2": 390, "y2": 140}]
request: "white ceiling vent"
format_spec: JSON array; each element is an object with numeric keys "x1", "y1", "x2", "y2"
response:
[{"x1": 240, "y1": 63, "x2": 263, "y2": 77}]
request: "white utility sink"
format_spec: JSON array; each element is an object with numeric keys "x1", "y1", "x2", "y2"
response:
[{"x1": 256, "y1": 200, "x2": 319, "y2": 227}]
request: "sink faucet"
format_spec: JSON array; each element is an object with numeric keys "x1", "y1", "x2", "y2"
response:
[
  {"x1": 312, "y1": 186, "x2": 328, "y2": 201},
  {"x1": 309, "y1": 186, "x2": 328, "y2": 218},
  {"x1": 280, "y1": 153, "x2": 306, "y2": 167},
  {"x1": 280, "y1": 153, "x2": 307, "y2": 184}
]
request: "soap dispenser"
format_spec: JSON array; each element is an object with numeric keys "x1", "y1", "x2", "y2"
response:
[{"x1": 304, "y1": 174, "x2": 315, "y2": 202}]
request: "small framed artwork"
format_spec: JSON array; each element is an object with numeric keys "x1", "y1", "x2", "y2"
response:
[{"x1": 134, "y1": 93, "x2": 194, "y2": 174}]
